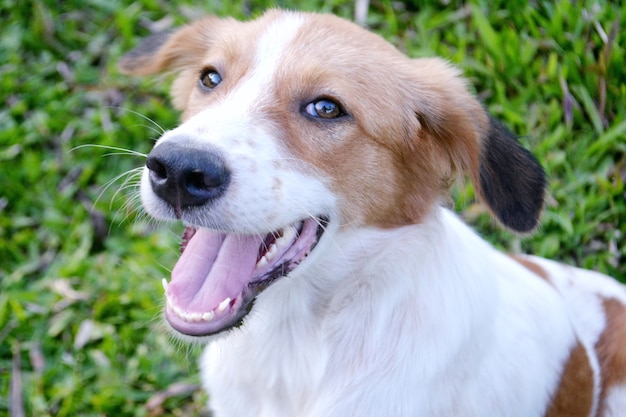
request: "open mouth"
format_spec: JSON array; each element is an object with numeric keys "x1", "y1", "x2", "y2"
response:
[{"x1": 162, "y1": 217, "x2": 328, "y2": 336}]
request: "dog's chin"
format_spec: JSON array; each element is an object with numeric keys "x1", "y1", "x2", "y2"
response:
[{"x1": 160, "y1": 216, "x2": 328, "y2": 338}]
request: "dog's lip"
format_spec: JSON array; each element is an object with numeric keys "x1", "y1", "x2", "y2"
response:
[{"x1": 162, "y1": 216, "x2": 328, "y2": 337}]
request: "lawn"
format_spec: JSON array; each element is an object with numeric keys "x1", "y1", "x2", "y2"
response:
[{"x1": 1, "y1": 0, "x2": 624, "y2": 415}]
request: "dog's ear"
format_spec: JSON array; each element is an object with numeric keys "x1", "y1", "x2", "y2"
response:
[
  {"x1": 477, "y1": 117, "x2": 546, "y2": 233},
  {"x1": 408, "y1": 58, "x2": 545, "y2": 233},
  {"x1": 118, "y1": 30, "x2": 176, "y2": 75},
  {"x1": 118, "y1": 18, "x2": 222, "y2": 76}
]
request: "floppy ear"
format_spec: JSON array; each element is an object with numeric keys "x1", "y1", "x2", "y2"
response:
[
  {"x1": 410, "y1": 58, "x2": 545, "y2": 233},
  {"x1": 477, "y1": 117, "x2": 546, "y2": 233},
  {"x1": 118, "y1": 18, "x2": 229, "y2": 110},
  {"x1": 118, "y1": 17, "x2": 225, "y2": 76},
  {"x1": 119, "y1": 29, "x2": 190, "y2": 75}
]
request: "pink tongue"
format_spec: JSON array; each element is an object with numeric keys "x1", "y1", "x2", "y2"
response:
[{"x1": 168, "y1": 228, "x2": 263, "y2": 313}]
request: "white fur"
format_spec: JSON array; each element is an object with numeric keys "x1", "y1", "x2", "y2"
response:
[
  {"x1": 199, "y1": 209, "x2": 585, "y2": 416},
  {"x1": 605, "y1": 383, "x2": 626, "y2": 417}
]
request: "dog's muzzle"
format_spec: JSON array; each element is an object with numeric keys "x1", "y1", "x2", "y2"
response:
[{"x1": 144, "y1": 138, "x2": 328, "y2": 337}]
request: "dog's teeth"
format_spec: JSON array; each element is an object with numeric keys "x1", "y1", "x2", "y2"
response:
[
  {"x1": 275, "y1": 236, "x2": 287, "y2": 249},
  {"x1": 282, "y1": 226, "x2": 297, "y2": 242},
  {"x1": 168, "y1": 298, "x2": 226, "y2": 323},
  {"x1": 171, "y1": 302, "x2": 184, "y2": 318},
  {"x1": 218, "y1": 298, "x2": 231, "y2": 312},
  {"x1": 263, "y1": 247, "x2": 275, "y2": 263},
  {"x1": 258, "y1": 225, "x2": 299, "y2": 267},
  {"x1": 170, "y1": 302, "x2": 193, "y2": 322},
  {"x1": 257, "y1": 256, "x2": 268, "y2": 267}
]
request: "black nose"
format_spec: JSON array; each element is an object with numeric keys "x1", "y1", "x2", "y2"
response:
[{"x1": 145, "y1": 141, "x2": 230, "y2": 212}]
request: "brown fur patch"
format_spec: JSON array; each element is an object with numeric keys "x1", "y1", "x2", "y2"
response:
[
  {"x1": 509, "y1": 255, "x2": 551, "y2": 283},
  {"x1": 545, "y1": 341, "x2": 595, "y2": 417},
  {"x1": 595, "y1": 297, "x2": 626, "y2": 415}
]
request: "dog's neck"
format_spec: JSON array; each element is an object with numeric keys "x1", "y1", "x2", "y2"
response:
[
  {"x1": 201, "y1": 205, "x2": 577, "y2": 416},
  {"x1": 205, "y1": 207, "x2": 499, "y2": 393}
]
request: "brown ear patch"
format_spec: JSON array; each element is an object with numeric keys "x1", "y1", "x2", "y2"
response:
[
  {"x1": 118, "y1": 31, "x2": 174, "y2": 74},
  {"x1": 117, "y1": 18, "x2": 228, "y2": 76},
  {"x1": 545, "y1": 341, "x2": 595, "y2": 417},
  {"x1": 478, "y1": 117, "x2": 546, "y2": 233}
]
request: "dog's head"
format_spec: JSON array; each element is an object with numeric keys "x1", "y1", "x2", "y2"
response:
[{"x1": 119, "y1": 10, "x2": 545, "y2": 337}]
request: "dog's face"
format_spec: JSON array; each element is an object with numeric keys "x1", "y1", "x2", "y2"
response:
[{"x1": 119, "y1": 10, "x2": 545, "y2": 337}]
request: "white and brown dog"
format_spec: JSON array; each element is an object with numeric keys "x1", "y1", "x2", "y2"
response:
[{"x1": 119, "y1": 10, "x2": 626, "y2": 417}]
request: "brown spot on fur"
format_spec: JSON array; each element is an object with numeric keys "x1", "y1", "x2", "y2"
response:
[
  {"x1": 545, "y1": 341, "x2": 594, "y2": 417},
  {"x1": 272, "y1": 177, "x2": 282, "y2": 194},
  {"x1": 595, "y1": 297, "x2": 626, "y2": 415},
  {"x1": 509, "y1": 255, "x2": 551, "y2": 283}
]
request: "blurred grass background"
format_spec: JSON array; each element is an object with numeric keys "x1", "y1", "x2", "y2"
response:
[{"x1": 1, "y1": 0, "x2": 624, "y2": 415}]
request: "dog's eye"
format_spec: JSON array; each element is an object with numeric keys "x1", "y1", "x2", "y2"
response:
[
  {"x1": 304, "y1": 98, "x2": 345, "y2": 119},
  {"x1": 199, "y1": 69, "x2": 222, "y2": 89}
]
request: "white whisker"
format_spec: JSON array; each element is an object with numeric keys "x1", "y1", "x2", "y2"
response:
[
  {"x1": 71, "y1": 144, "x2": 147, "y2": 158},
  {"x1": 109, "y1": 106, "x2": 167, "y2": 135}
]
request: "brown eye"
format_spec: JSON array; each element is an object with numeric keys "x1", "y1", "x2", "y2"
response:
[
  {"x1": 305, "y1": 98, "x2": 345, "y2": 119},
  {"x1": 199, "y1": 69, "x2": 222, "y2": 89}
]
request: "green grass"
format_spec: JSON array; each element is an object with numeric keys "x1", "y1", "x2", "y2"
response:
[{"x1": 1, "y1": 0, "x2": 624, "y2": 415}]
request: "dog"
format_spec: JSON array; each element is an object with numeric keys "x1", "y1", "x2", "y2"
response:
[{"x1": 118, "y1": 10, "x2": 626, "y2": 417}]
